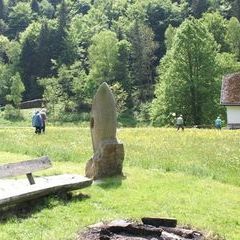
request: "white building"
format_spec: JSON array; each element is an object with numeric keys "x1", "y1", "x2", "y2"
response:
[{"x1": 221, "y1": 73, "x2": 240, "y2": 129}]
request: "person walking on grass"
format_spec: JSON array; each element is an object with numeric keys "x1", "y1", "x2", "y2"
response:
[
  {"x1": 40, "y1": 108, "x2": 47, "y2": 133},
  {"x1": 215, "y1": 116, "x2": 222, "y2": 130},
  {"x1": 176, "y1": 114, "x2": 184, "y2": 131},
  {"x1": 32, "y1": 110, "x2": 43, "y2": 134}
]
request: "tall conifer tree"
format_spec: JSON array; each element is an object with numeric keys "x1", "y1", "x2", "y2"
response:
[{"x1": 0, "y1": 0, "x2": 5, "y2": 19}]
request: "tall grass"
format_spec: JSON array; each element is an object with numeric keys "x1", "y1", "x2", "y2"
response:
[
  {"x1": 0, "y1": 127, "x2": 239, "y2": 240},
  {"x1": 0, "y1": 127, "x2": 239, "y2": 186}
]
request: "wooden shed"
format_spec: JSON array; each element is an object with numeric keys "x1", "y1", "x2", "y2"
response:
[{"x1": 221, "y1": 73, "x2": 240, "y2": 129}]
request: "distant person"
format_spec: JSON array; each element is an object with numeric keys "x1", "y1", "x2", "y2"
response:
[
  {"x1": 215, "y1": 116, "x2": 222, "y2": 130},
  {"x1": 176, "y1": 114, "x2": 184, "y2": 131},
  {"x1": 40, "y1": 108, "x2": 47, "y2": 133},
  {"x1": 32, "y1": 110, "x2": 43, "y2": 134}
]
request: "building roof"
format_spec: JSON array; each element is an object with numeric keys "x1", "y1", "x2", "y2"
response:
[{"x1": 221, "y1": 73, "x2": 240, "y2": 106}]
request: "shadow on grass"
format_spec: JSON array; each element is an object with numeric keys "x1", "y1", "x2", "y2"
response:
[
  {"x1": 0, "y1": 192, "x2": 90, "y2": 223},
  {"x1": 95, "y1": 175, "x2": 126, "y2": 190}
]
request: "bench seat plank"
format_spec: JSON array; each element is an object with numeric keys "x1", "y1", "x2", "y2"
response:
[{"x1": 0, "y1": 174, "x2": 92, "y2": 207}]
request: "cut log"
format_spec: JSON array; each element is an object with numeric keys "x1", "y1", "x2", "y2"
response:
[
  {"x1": 161, "y1": 227, "x2": 203, "y2": 239},
  {"x1": 104, "y1": 223, "x2": 163, "y2": 237},
  {"x1": 0, "y1": 174, "x2": 92, "y2": 207},
  {"x1": 142, "y1": 217, "x2": 177, "y2": 228}
]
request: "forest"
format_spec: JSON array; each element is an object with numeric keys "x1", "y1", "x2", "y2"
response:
[{"x1": 1, "y1": 0, "x2": 240, "y2": 126}]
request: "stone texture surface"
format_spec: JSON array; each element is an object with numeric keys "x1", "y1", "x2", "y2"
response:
[
  {"x1": 90, "y1": 82, "x2": 117, "y2": 153},
  {"x1": 85, "y1": 82, "x2": 124, "y2": 179}
]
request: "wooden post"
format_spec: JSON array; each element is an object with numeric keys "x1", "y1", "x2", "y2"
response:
[{"x1": 26, "y1": 173, "x2": 35, "y2": 185}]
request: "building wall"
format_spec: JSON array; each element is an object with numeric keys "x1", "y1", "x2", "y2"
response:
[
  {"x1": 227, "y1": 106, "x2": 240, "y2": 129},
  {"x1": 227, "y1": 106, "x2": 240, "y2": 123}
]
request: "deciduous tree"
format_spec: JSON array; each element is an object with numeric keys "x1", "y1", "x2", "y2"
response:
[
  {"x1": 226, "y1": 17, "x2": 240, "y2": 60},
  {"x1": 88, "y1": 30, "x2": 119, "y2": 85},
  {"x1": 151, "y1": 18, "x2": 219, "y2": 125}
]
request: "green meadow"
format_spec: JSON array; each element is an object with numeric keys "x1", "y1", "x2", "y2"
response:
[{"x1": 0, "y1": 127, "x2": 239, "y2": 240}]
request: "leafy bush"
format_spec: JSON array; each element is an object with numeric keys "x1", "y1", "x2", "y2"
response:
[{"x1": 3, "y1": 105, "x2": 24, "y2": 120}]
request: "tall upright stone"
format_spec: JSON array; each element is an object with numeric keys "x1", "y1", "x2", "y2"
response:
[{"x1": 85, "y1": 82, "x2": 124, "y2": 179}]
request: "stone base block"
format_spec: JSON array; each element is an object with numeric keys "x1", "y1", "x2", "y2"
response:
[{"x1": 85, "y1": 142, "x2": 124, "y2": 180}]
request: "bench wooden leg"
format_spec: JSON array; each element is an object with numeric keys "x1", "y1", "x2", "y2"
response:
[{"x1": 26, "y1": 173, "x2": 35, "y2": 185}]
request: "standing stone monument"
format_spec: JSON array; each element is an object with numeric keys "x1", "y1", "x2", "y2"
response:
[{"x1": 85, "y1": 82, "x2": 124, "y2": 179}]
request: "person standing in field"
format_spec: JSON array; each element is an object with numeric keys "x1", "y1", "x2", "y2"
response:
[
  {"x1": 176, "y1": 114, "x2": 184, "y2": 131},
  {"x1": 40, "y1": 108, "x2": 47, "y2": 133},
  {"x1": 32, "y1": 110, "x2": 43, "y2": 134},
  {"x1": 215, "y1": 116, "x2": 222, "y2": 130}
]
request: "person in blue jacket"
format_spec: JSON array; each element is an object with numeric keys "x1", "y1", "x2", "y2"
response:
[
  {"x1": 215, "y1": 116, "x2": 222, "y2": 130},
  {"x1": 32, "y1": 110, "x2": 43, "y2": 134}
]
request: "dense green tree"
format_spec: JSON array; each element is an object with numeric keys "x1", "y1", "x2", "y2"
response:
[
  {"x1": 56, "y1": 61, "x2": 92, "y2": 109},
  {"x1": 151, "y1": 18, "x2": 219, "y2": 125},
  {"x1": 115, "y1": 39, "x2": 131, "y2": 90},
  {"x1": 110, "y1": 82, "x2": 128, "y2": 115},
  {"x1": 164, "y1": 24, "x2": 177, "y2": 50},
  {"x1": 0, "y1": 62, "x2": 23, "y2": 108},
  {"x1": 68, "y1": 7, "x2": 109, "y2": 66},
  {"x1": 58, "y1": 0, "x2": 68, "y2": 31},
  {"x1": 40, "y1": 0, "x2": 55, "y2": 18},
  {"x1": 19, "y1": 20, "x2": 61, "y2": 100},
  {"x1": 40, "y1": 60, "x2": 90, "y2": 115},
  {"x1": 39, "y1": 76, "x2": 65, "y2": 118},
  {"x1": 228, "y1": 0, "x2": 240, "y2": 20},
  {"x1": 55, "y1": 0, "x2": 70, "y2": 64},
  {"x1": 189, "y1": 0, "x2": 209, "y2": 18},
  {"x1": 37, "y1": 22, "x2": 53, "y2": 77},
  {"x1": 0, "y1": 35, "x2": 10, "y2": 63},
  {"x1": 92, "y1": 0, "x2": 129, "y2": 28},
  {"x1": 19, "y1": 38, "x2": 40, "y2": 99},
  {"x1": 146, "y1": 1, "x2": 180, "y2": 59},
  {"x1": 6, "y1": 40, "x2": 21, "y2": 66},
  {"x1": 0, "y1": 0, "x2": 6, "y2": 20},
  {"x1": 226, "y1": 17, "x2": 240, "y2": 60},
  {"x1": 202, "y1": 11, "x2": 229, "y2": 52},
  {"x1": 71, "y1": 0, "x2": 91, "y2": 16},
  {"x1": 49, "y1": 0, "x2": 62, "y2": 10},
  {"x1": 7, "y1": 2, "x2": 33, "y2": 38},
  {"x1": 31, "y1": 0, "x2": 40, "y2": 13},
  {"x1": 208, "y1": 0, "x2": 231, "y2": 17},
  {"x1": 0, "y1": 63, "x2": 12, "y2": 105},
  {"x1": 216, "y1": 52, "x2": 240, "y2": 75},
  {"x1": 88, "y1": 30, "x2": 119, "y2": 85},
  {"x1": 0, "y1": 19, "x2": 8, "y2": 34},
  {"x1": 128, "y1": 0, "x2": 186, "y2": 72},
  {"x1": 70, "y1": 61, "x2": 91, "y2": 104},
  {"x1": 7, "y1": 0, "x2": 17, "y2": 8},
  {"x1": 128, "y1": 21, "x2": 158, "y2": 102},
  {"x1": 6, "y1": 73, "x2": 25, "y2": 107}
]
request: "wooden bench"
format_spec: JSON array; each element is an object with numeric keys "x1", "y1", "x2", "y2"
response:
[{"x1": 0, "y1": 156, "x2": 92, "y2": 207}]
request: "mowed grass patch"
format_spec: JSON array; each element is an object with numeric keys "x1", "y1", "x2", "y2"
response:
[
  {"x1": 0, "y1": 127, "x2": 239, "y2": 239},
  {"x1": 0, "y1": 166, "x2": 239, "y2": 240}
]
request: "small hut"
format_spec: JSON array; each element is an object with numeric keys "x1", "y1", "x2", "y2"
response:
[{"x1": 221, "y1": 73, "x2": 240, "y2": 129}]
